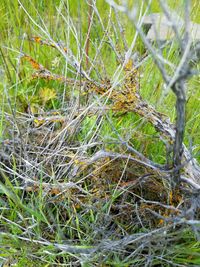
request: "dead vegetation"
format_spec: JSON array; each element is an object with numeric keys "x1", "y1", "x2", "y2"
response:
[{"x1": 1, "y1": 0, "x2": 200, "y2": 265}]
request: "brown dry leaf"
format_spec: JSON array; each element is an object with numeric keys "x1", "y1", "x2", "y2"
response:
[
  {"x1": 29, "y1": 36, "x2": 68, "y2": 53},
  {"x1": 33, "y1": 36, "x2": 42, "y2": 43},
  {"x1": 23, "y1": 55, "x2": 44, "y2": 70}
]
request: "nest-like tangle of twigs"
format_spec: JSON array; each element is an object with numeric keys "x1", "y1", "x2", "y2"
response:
[
  {"x1": 0, "y1": 109, "x2": 192, "y2": 234},
  {"x1": 1, "y1": 55, "x2": 200, "y2": 262}
]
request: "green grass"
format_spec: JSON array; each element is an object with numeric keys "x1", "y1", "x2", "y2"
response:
[{"x1": 1, "y1": 0, "x2": 200, "y2": 266}]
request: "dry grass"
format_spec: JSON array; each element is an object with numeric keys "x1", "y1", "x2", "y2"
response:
[{"x1": 1, "y1": 0, "x2": 200, "y2": 266}]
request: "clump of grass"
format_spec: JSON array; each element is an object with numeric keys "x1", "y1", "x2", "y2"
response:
[{"x1": 1, "y1": 0, "x2": 200, "y2": 266}]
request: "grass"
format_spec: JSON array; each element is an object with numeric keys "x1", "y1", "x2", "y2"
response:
[{"x1": 1, "y1": 0, "x2": 200, "y2": 266}]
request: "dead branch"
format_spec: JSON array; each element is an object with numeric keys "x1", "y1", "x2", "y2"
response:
[{"x1": 106, "y1": 0, "x2": 200, "y2": 187}]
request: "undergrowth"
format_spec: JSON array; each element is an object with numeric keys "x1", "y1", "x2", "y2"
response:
[{"x1": 1, "y1": 0, "x2": 200, "y2": 266}]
